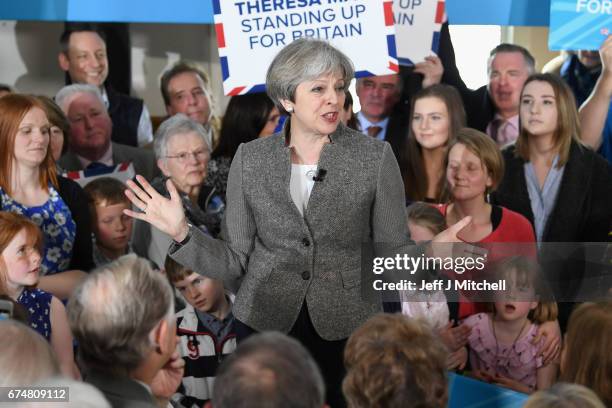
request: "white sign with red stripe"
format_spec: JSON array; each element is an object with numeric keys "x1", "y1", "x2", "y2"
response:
[
  {"x1": 213, "y1": 0, "x2": 399, "y2": 96},
  {"x1": 394, "y1": 0, "x2": 446, "y2": 66},
  {"x1": 63, "y1": 162, "x2": 136, "y2": 188}
]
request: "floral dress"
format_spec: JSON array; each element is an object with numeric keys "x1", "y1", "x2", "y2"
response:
[
  {"x1": 17, "y1": 288, "x2": 52, "y2": 341},
  {"x1": 0, "y1": 185, "x2": 77, "y2": 275},
  {"x1": 464, "y1": 313, "x2": 543, "y2": 391}
]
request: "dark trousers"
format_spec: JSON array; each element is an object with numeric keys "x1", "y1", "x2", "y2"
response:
[{"x1": 234, "y1": 303, "x2": 347, "y2": 408}]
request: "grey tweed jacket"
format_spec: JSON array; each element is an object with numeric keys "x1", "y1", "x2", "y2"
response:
[{"x1": 170, "y1": 124, "x2": 420, "y2": 340}]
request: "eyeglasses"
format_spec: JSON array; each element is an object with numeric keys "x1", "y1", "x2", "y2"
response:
[{"x1": 165, "y1": 149, "x2": 209, "y2": 163}]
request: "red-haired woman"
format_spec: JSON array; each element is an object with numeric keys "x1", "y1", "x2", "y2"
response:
[{"x1": 0, "y1": 94, "x2": 93, "y2": 299}]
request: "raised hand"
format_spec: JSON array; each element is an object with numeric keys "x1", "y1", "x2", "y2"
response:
[
  {"x1": 414, "y1": 55, "x2": 444, "y2": 88},
  {"x1": 124, "y1": 175, "x2": 190, "y2": 242}
]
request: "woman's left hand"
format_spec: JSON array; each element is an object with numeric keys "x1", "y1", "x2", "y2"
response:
[
  {"x1": 124, "y1": 176, "x2": 190, "y2": 242},
  {"x1": 532, "y1": 320, "x2": 562, "y2": 365}
]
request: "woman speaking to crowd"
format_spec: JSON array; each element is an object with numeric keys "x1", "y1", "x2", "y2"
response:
[{"x1": 124, "y1": 38, "x2": 469, "y2": 406}]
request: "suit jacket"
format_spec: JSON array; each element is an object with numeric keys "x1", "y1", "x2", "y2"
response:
[
  {"x1": 86, "y1": 371, "x2": 157, "y2": 408},
  {"x1": 59, "y1": 142, "x2": 159, "y2": 181},
  {"x1": 170, "y1": 123, "x2": 423, "y2": 341},
  {"x1": 106, "y1": 84, "x2": 144, "y2": 148}
]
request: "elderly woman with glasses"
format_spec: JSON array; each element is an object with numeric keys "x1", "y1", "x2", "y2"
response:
[
  {"x1": 125, "y1": 39, "x2": 468, "y2": 406},
  {"x1": 132, "y1": 114, "x2": 221, "y2": 269}
]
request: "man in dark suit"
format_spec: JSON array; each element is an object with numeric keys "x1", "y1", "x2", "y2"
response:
[
  {"x1": 441, "y1": 43, "x2": 535, "y2": 146},
  {"x1": 58, "y1": 25, "x2": 153, "y2": 147},
  {"x1": 67, "y1": 255, "x2": 184, "y2": 408},
  {"x1": 55, "y1": 84, "x2": 159, "y2": 181}
]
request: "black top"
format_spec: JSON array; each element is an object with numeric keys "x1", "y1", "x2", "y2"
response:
[{"x1": 58, "y1": 176, "x2": 94, "y2": 272}]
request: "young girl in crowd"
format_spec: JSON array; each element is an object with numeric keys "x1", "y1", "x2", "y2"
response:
[
  {"x1": 403, "y1": 202, "x2": 470, "y2": 370},
  {"x1": 0, "y1": 211, "x2": 79, "y2": 379},
  {"x1": 464, "y1": 256, "x2": 558, "y2": 393},
  {"x1": 401, "y1": 84, "x2": 466, "y2": 203},
  {"x1": 560, "y1": 300, "x2": 612, "y2": 406}
]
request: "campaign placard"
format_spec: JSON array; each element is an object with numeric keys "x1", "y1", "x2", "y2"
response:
[
  {"x1": 213, "y1": 0, "x2": 399, "y2": 95},
  {"x1": 549, "y1": 0, "x2": 612, "y2": 50},
  {"x1": 393, "y1": 0, "x2": 445, "y2": 66}
]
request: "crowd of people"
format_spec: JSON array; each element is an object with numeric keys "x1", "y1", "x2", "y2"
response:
[{"x1": 0, "y1": 22, "x2": 611, "y2": 408}]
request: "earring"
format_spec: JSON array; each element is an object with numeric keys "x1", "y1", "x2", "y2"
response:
[{"x1": 286, "y1": 106, "x2": 293, "y2": 113}]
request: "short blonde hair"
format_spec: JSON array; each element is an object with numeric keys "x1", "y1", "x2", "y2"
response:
[
  {"x1": 447, "y1": 128, "x2": 504, "y2": 194},
  {"x1": 343, "y1": 314, "x2": 448, "y2": 408}
]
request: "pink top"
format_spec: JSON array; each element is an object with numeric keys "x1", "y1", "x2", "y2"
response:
[{"x1": 464, "y1": 313, "x2": 543, "y2": 391}]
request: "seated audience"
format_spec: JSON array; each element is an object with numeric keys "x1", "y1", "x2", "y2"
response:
[
  {"x1": 404, "y1": 202, "x2": 470, "y2": 371},
  {"x1": 165, "y1": 256, "x2": 236, "y2": 407},
  {"x1": 0, "y1": 212, "x2": 79, "y2": 379},
  {"x1": 578, "y1": 35, "x2": 612, "y2": 162},
  {"x1": 36, "y1": 95, "x2": 69, "y2": 164},
  {"x1": 55, "y1": 84, "x2": 159, "y2": 181},
  {"x1": 493, "y1": 73, "x2": 612, "y2": 330},
  {"x1": 83, "y1": 177, "x2": 134, "y2": 267},
  {"x1": 0, "y1": 319, "x2": 59, "y2": 386},
  {"x1": 210, "y1": 331, "x2": 326, "y2": 408},
  {"x1": 207, "y1": 92, "x2": 280, "y2": 206},
  {"x1": 463, "y1": 256, "x2": 558, "y2": 393},
  {"x1": 560, "y1": 300, "x2": 612, "y2": 406},
  {"x1": 400, "y1": 84, "x2": 466, "y2": 203},
  {"x1": 524, "y1": 383, "x2": 606, "y2": 408},
  {"x1": 343, "y1": 314, "x2": 448, "y2": 408},
  {"x1": 58, "y1": 24, "x2": 153, "y2": 147},
  {"x1": 67, "y1": 254, "x2": 184, "y2": 408},
  {"x1": 133, "y1": 114, "x2": 220, "y2": 267},
  {"x1": 0, "y1": 94, "x2": 92, "y2": 299}
]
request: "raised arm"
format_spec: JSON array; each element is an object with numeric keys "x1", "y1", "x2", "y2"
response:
[
  {"x1": 579, "y1": 35, "x2": 612, "y2": 150},
  {"x1": 124, "y1": 144, "x2": 254, "y2": 284}
]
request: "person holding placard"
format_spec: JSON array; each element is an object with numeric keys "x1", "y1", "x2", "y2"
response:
[
  {"x1": 123, "y1": 38, "x2": 471, "y2": 407},
  {"x1": 578, "y1": 35, "x2": 612, "y2": 162}
]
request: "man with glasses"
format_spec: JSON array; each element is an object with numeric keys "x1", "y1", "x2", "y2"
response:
[{"x1": 55, "y1": 84, "x2": 159, "y2": 181}]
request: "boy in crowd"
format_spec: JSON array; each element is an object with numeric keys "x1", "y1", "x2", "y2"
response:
[
  {"x1": 84, "y1": 177, "x2": 134, "y2": 267},
  {"x1": 165, "y1": 255, "x2": 236, "y2": 408}
]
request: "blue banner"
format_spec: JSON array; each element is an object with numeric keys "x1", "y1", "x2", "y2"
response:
[
  {"x1": 446, "y1": 0, "x2": 550, "y2": 26},
  {"x1": 448, "y1": 373, "x2": 528, "y2": 408},
  {"x1": 0, "y1": 0, "x2": 214, "y2": 23},
  {"x1": 549, "y1": 0, "x2": 612, "y2": 50}
]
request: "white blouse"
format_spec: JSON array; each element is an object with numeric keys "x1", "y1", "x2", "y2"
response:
[{"x1": 290, "y1": 164, "x2": 317, "y2": 216}]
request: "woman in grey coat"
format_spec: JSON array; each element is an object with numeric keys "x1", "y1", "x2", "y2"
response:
[{"x1": 125, "y1": 39, "x2": 469, "y2": 406}]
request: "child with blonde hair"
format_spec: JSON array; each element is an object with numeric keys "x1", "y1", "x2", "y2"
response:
[
  {"x1": 464, "y1": 256, "x2": 558, "y2": 393},
  {"x1": 0, "y1": 211, "x2": 79, "y2": 379}
]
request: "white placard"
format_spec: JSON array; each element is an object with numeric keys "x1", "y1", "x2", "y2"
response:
[
  {"x1": 214, "y1": 0, "x2": 399, "y2": 95},
  {"x1": 393, "y1": 0, "x2": 445, "y2": 66}
]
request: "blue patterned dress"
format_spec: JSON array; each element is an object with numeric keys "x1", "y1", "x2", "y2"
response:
[
  {"x1": 17, "y1": 288, "x2": 52, "y2": 341},
  {"x1": 0, "y1": 184, "x2": 77, "y2": 275}
]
